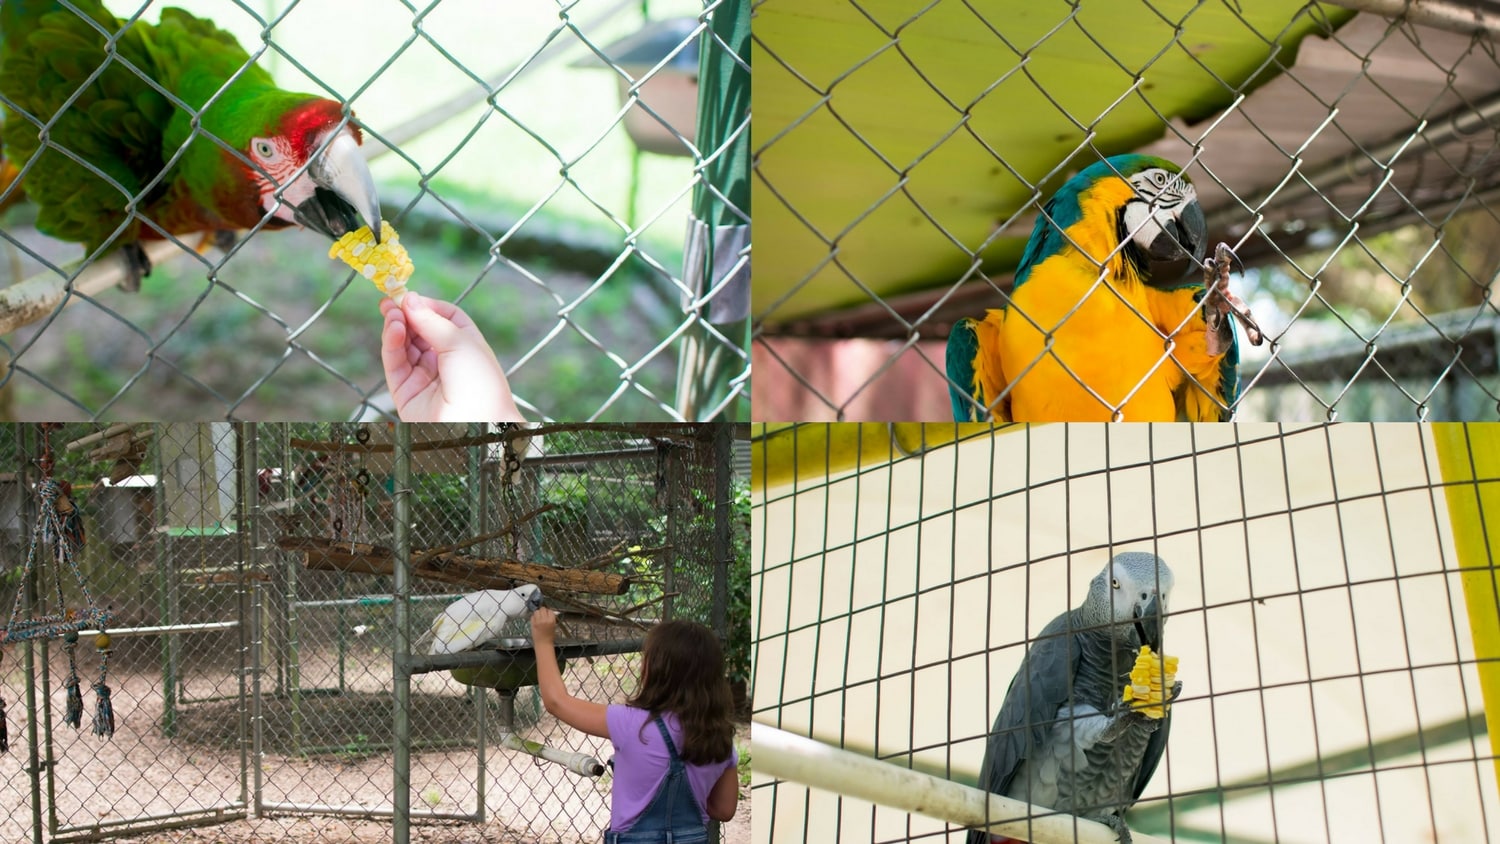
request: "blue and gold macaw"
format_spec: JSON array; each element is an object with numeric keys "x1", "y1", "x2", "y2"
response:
[{"x1": 947, "y1": 154, "x2": 1246, "y2": 422}]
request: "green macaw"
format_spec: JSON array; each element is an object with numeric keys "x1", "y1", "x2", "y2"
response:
[
  {"x1": 0, "y1": 0, "x2": 381, "y2": 290},
  {"x1": 946, "y1": 154, "x2": 1259, "y2": 422}
]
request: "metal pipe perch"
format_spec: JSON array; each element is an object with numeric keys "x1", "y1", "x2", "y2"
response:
[
  {"x1": 498, "y1": 731, "x2": 605, "y2": 778},
  {"x1": 753, "y1": 724, "x2": 1172, "y2": 844},
  {"x1": 1321, "y1": 0, "x2": 1500, "y2": 36}
]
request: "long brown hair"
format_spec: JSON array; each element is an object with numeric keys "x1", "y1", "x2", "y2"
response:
[{"x1": 626, "y1": 619, "x2": 734, "y2": 765}]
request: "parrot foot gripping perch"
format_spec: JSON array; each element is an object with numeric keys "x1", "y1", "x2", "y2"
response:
[{"x1": 1202, "y1": 242, "x2": 1265, "y2": 353}]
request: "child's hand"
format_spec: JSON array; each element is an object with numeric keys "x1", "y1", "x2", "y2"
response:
[
  {"x1": 531, "y1": 607, "x2": 558, "y2": 645},
  {"x1": 380, "y1": 293, "x2": 524, "y2": 422}
]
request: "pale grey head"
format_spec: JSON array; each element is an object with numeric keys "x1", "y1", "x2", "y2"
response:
[
  {"x1": 1080, "y1": 552, "x2": 1174, "y2": 650},
  {"x1": 515, "y1": 583, "x2": 544, "y2": 612}
]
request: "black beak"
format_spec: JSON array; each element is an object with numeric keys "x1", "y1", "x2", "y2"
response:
[
  {"x1": 293, "y1": 131, "x2": 381, "y2": 243},
  {"x1": 528, "y1": 590, "x2": 544, "y2": 612},
  {"x1": 1147, "y1": 199, "x2": 1206, "y2": 264},
  {"x1": 293, "y1": 186, "x2": 365, "y2": 241},
  {"x1": 1133, "y1": 594, "x2": 1163, "y2": 651}
]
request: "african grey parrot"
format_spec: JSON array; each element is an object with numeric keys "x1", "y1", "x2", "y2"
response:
[{"x1": 968, "y1": 552, "x2": 1178, "y2": 844}]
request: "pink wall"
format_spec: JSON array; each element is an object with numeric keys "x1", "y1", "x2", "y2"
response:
[{"x1": 752, "y1": 338, "x2": 955, "y2": 421}]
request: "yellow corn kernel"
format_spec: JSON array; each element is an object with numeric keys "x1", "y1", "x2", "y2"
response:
[
  {"x1": 1123, "y1": 644, "x2": 1178, "y2": 720},
  {"x1": 329, "y1": 220, "x2": 414, "y2": 303}
]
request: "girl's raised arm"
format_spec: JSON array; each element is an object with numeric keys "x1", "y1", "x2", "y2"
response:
[{"x1": 530, "y1": 607, "x2": 609, "y2": 738}]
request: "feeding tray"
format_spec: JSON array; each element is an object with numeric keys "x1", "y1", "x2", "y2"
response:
[
  {"x1": 450, "y1": 637, "x2": 566, "y2": 691},
  {"x1": 420, "y1": 636, "x2": 646, "y2": 690}
]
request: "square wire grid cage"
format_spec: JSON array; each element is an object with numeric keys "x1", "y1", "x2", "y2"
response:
[{"x1": 751, "y1": 422, "x2": 1500, "y2": 842}]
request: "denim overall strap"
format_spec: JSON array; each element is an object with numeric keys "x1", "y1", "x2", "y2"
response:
[{"x1": 604, "y1": 716, "x2": 708, "y2": 844}]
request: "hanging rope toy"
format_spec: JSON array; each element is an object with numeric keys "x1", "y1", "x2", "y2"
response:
[
  {"x1": 93, "y1": 630, "x2": 114, "y2": 737},
  {"x1": 0, "y1": 429, "x2": 115, "y2": 752}
]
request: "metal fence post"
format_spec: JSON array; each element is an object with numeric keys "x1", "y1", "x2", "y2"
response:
[
  {"x1": 712, "y1": 424, "x2": 730, "y2": 639},
  {"x1": 664, "y1": 443, "x2": 678, "y2": 621},
  {"x1": 17, "y1": 425, "x2": 43, "y2": 844},
  {"x1": 236, "y1": 422, "x2": 255, "y2": 810},
  {"x1": 392, "y1": 422, "x2": 413, "y2": 844},
  {"x1": 677, "y1": 0, "x2": 751, "y2": 420}
]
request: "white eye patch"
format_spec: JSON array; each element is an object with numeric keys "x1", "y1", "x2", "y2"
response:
[
  {"x1": 1122, "y1": 199, "x2": 1165, "y2": 248},
  {"x1": 1123, "y1": 169, "x2": 1196, "y2": 249}
]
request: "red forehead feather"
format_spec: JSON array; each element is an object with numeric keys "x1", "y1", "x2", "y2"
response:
[{"x1": 280, "y1": 98, "x2": 362, "y2": 160}]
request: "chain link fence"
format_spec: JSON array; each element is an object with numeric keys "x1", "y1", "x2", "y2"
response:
[
  {"x1": 0, "y1": 0, "x2": 749, "y2": 422},
  {"x1": 0, "y1": 421, "x2": 748, "y2": 843},
  {"x1": 750, "y1": 422, "x2": 1500, "y2": 842},
  {"x1": 751, "y1": 1, "x2": 1500, "y2": 421}
]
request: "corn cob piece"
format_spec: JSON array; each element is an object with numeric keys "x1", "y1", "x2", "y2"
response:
[
  {"x1": 1121, "y1": 644, "x2": 1178, "y2": 719},
  {"x1": 328, "y1": 220, "x2": 414, "y2": 304}
]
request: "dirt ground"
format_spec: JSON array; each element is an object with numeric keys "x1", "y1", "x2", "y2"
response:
[
  {"x1": 1, "y1": 644, "x2": 750, "y2": 844},
  {"x1": 103, "y1": 722, "x2": 751, "y2": 844}
]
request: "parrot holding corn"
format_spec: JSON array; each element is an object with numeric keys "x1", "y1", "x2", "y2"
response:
[
  {"x1": 0, "y1": 0, "x2": 382, "y2": 291},
  {"x1": 426, "y1": 585, "x2": 544, "y2": 656},
  {"x1": 969, "y1": 552, "x2": 1178, "y2": 844},
  {"x1": 947, "y1": 154, "x2": 1261, "y2": 422}
]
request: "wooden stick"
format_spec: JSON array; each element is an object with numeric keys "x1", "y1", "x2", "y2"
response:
[
  {"x1": 0, "y1": 239, "x2": 190, "y2": 335},
  {"x1": 64, "y1": 423, "x2": 134, "y2": 452},
  {"x1": 410, "y1": 504, "x2": 556, "y2": 565},
  {"x1": 576, "y1": 542, "x2": 670, "y2": 572},
  {"x1": 89, "y1": 432, "x2": 150, "y2": 462},
  {"x1": 615, "y1": 592, "x2": 679, "y2": 617}
]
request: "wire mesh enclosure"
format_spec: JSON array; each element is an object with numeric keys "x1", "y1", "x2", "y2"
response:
[
  {"x1": 751, "y1": 1, "x2": 1500, "y2": 422},
  {"x1": 0, "y1": 0, "x2": 750, "y2": 422},
  {"x1": 751, "y1": 423, "x2": 1500, "y2": 842},
  {"x1": 0, "y1": 421, "x2": 750, "y2": 843}
]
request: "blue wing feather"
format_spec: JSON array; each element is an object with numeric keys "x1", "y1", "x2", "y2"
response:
[{"x1": 947, "y1": 317, "x2": 984, "y2": 421}]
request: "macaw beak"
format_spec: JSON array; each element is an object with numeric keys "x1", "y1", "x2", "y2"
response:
[
  {"x1": 294, "y1": 130, "x2": 382, "y2": 243},
  {"x1": 1133, "y1": 594, "x2": 1163, "y2": 652},
  {"x1": 1148, "y1": 198, "x2": 1206, "y2": 264}
]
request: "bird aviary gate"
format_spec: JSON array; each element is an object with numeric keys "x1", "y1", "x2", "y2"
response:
[
  {"x1": 0, "y1": 421, "x2": 748, "y2": 843},
  {"x1": 0, "y1": 0, "x2": 749, "y2": 422},
  {"x1": 752, "y1": 0, "x2": 1500, "y2": 422},
  {"x1": 750, "y1": 423, "x2": 1500, "y2": 842}
]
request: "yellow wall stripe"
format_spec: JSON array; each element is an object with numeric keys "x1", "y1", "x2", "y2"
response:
[{"x1": 1432, "y1": 423, "x2": 1500, "y2": 786}]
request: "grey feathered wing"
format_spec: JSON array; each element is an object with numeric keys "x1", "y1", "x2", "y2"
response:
[{"x1": 967, "y1": 611, "x2": 1082, "y2": 844}]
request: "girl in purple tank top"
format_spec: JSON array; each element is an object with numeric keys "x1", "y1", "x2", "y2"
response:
[{"x1": 532, "y1": 608, "x2": 740, "y2": 842}]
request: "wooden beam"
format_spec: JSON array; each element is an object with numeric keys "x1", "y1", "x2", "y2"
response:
[
  {"x1": 288, "y1": 423, "x2": 708, "y2": 454},
  {"x1": 276, "y1": 535, "x2": 632, "y2": 595}
]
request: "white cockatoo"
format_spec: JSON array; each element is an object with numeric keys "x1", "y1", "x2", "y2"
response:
[{"x1": 426, "y1": 585, "x2": 544, "y2": 655}]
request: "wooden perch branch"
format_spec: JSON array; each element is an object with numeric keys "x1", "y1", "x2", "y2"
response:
[
  {"x1": 0, "y1": 239, "x2": 195, "y2": 334},
  {"x1": 64, "y1": 423, "x2": 134, "y2": 452},
  {"x1": 277, "y1": 536, "x2": 631, "y2": 596}
]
